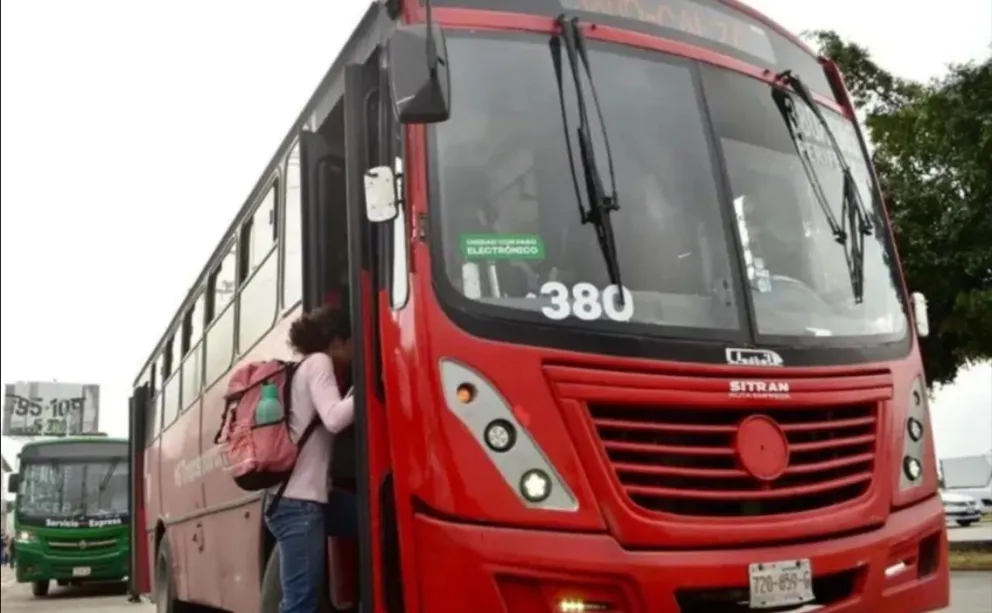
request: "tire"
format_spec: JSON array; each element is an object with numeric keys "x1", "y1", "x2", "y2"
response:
[
  {"x1": 32, "y1": 580, "x2": 50, "y2": 597},
  {"x1": 260, "y1": 546, "x2": 337, "y2": 613},
  {"x1": 957, "y1": 520, "x2": 976, "y2": 527},
  {"x1": 155, "y1": 535, "x2": 189, "y2": 613}
]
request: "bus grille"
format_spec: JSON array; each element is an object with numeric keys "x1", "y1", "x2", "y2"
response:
[
  {"x1": 46, "y1": 538, "x2": 118, "y2": 553},
  {"x1": 587, "y1": 402, "x2": 878, "y2": 517}
]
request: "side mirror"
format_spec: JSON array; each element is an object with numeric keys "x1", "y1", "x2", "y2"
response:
[
  {"x1": 388, "y1": 24, "x2": 450, "y2": 124},
  {"x1": 7, "y1": 473, "x2": 19, "y2": 494},
  {"x1": 911, "y1": 292, "x2": 929, "y2": 338},
  {"x1": 363, "y1": 157, "x2": 403, "y2": 223}
]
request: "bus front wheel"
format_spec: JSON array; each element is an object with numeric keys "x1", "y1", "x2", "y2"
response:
[
  {"x1": 155, "y1": 535, "x2": 188, "y2": 613},
  {"x1": 32, "y1": 580, "x2": 50, "y2": 597}
]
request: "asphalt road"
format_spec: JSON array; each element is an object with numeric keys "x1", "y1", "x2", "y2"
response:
[
  {"x1": 946, "y1": 521, "x2": 992, "y2": 543},
  {"x1": 2, "y1": 572, "x2": 989, "y2": 612},
  {"x1": 0, "y1": 580, "x2": 153, "y2": 612},
  {"x1": 937, "y1": 572, "x2": 992, "y2": 613}
]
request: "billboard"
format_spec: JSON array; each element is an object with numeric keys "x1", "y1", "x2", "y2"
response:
[{"x1": 2, "y1": 381, "x2": 100, "y2": 438}]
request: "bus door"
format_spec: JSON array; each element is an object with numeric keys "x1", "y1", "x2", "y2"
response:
[
  {"x1": 127, "y1": 385, "x2": 151, "y2": 598},
  {"x1": 297, "y1": 55, "x2": 396, "y2": 611}
]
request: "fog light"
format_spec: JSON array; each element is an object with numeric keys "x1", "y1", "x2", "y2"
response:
[
  {"x1": 484, "y1": 419, "x2": 516, "y2": 453},
  {"x1": 907, "y1": 417, "x2": 924, "y2": 442},
  {"x1": 903, "y1": 456, "x2": 922, "y2": 481},
  {"x1": 559, "y1": 599, "x2": 609, "y2": 612},
  {"x1": 520, "y1": 469, "x2": 552, "y2": 502}
]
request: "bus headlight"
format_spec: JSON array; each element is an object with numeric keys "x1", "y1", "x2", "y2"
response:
[
  {"x1": 520, "y1": 469, "x2": 552, "y2": 502},
  {"x1": 899, "y1": 376, "x2": 929, "y2": 491},
  {"x1": 906, "y1": 417, "x2": 924, "y2": 442},
  {"x1": 440, "y1": 359, "x2": 577, "y2": 512},
  {"x1": 484, "y1": 419, "x2": 517, "y2": 452},
  {"x1": 16, "y1": 530, "x2": 37, "y2": 543},
  {"x1": 903, "y1": 456, "x2": 923, "y2": 481}
]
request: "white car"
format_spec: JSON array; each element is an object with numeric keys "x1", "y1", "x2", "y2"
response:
[{"x1": 940, "y1": 491, "x2": 983, "y2": 526}]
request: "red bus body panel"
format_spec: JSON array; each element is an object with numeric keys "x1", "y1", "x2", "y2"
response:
[{"x1": 136, "y1": 2, "x2": 949, "y2": 612}]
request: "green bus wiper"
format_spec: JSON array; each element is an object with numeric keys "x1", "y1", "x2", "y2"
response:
[
  {"x1": 94, "y1": 458, "x2": 121, "y2": 513},
  {"x1": 772, "y1": 70, "x2": 874, "y2": 304},
  {"x1": 50, "y1": 461, "x2": 66, "y2": 511},
  {"x1": 98, "y1": 458, "x2": 120, "y2": 494},
  {"x1": 551, "y1": 15, "x2": 626, "y2": 304}
]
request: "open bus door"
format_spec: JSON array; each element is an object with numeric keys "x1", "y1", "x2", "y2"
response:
[
  {"x1": 127, "y1": 384, "x2": 151, "y2": 601},
  {"x1": 296, "y1": 48, "x2": 403, "y2": 611},
  {"x1": 298, "y1": 112, "x2": 365, "y2": 609}
]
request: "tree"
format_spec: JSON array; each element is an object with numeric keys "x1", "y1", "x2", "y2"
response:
[{"x1": 809, "y1": 31, "x2": 992, "y2": 386}]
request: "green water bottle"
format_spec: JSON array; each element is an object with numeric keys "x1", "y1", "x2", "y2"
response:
[{"x1": 255, "y1": 383, "x2": 284, "y2": 425}]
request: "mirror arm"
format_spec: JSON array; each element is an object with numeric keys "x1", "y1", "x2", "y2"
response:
[{"x1": 424, "y1": 0, "x2": 439, "y2": 74}]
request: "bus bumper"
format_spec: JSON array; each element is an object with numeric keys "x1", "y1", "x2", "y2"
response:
[
  {"x1": 15, "y1": 546, "x2": 130, "y2": 584},
  {"x1": 412, "y1": 495, "x2": 949, "y2": 613}
]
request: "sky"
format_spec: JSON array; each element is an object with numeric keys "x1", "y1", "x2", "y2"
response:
[{"x1": 1, "y1": 1, "x2": 990, "y2": 463}]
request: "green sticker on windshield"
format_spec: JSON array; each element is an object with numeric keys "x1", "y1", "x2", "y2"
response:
[{"x1": 460, "y1": 234, "x2": 545, "y2": 261}]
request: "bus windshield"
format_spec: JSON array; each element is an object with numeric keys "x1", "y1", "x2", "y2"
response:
[
  {"x1": 433, "y1": 32, "x2": 744, "y2": 338},
  {"x1": 431, "y1": 31, "x2": 907, "y2": 344},
  {"x1": 18, "y1": 458, "x2": 129, "y2": 520},
  {"x1": 702, "y1": 66, "x2": 907, "y2": 340}
]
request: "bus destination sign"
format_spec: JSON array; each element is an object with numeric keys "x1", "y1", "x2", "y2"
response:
[{"x1": 560, "y1": 0, "x2": 776, "y2": 63}]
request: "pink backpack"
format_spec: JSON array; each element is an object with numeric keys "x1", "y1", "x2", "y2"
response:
[{"x1": 214, "y1": 359, "x2": 318, "y2": 512}]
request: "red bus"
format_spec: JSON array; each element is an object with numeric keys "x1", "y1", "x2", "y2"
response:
[{"x1": 128, "y1": 1, "x2": 951, "y2": 611}]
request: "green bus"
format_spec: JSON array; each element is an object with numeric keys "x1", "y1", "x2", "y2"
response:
[{"x1": 7, "y1": 436, "x2": 130, "y2": 597}]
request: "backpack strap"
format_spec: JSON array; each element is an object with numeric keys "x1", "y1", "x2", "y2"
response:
[{"x1": 264, "y1": 417, "x2": 321, "y2": 518}]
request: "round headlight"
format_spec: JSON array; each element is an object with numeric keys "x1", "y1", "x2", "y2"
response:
[
  {"x1": 907, "y1": 417, "x2": 924, "y2": 442},
  {"x1": 903, "y1": 456, "x2": 923, "y2": 481},
  {"x1": 520, "y1": 469, "x2": 552, "y2": 503},
  {"x1": 484, "y1": 419, "x2": 517, "y2": 453}
]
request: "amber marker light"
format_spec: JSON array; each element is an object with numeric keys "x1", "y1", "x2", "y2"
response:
[{"x1": 456, "y1": 382, "x2": 477, "y2": 404}]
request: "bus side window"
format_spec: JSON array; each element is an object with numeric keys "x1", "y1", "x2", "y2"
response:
[
  {"x1": 147, "y1": 393, "x2": 161, "y2": 443},
  {"x1": 283, "y1": 142, "x2": 303, "y2": 309},
  {"x1": 181, "y1": 293, "x2": 204, "y2": 411},
  {"x1": 238, "y1": 183, "x2": 280, "y2": 352},
  {"x1": 162, "y1": 334, "x2": 181, "y2": 429},
  {"x1": 142, "y1": 361, "x2": 161, "y2": 444},
  {"x1": 205, "y1": 242, "x2": 237, "y2": 387}
]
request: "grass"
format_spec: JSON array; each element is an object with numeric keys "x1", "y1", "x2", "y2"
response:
[{"x1": 948, "y1": 548, "x2": 992, "y2": 571}]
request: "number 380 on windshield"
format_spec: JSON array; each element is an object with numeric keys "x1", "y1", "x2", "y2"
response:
[{"x1": 537, "y1": 282, "x2": 635, "y2": 323}]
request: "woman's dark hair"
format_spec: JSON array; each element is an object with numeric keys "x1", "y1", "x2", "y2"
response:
[{"x1": 289, "y1": 306, "x2": 352, "y2": 355}]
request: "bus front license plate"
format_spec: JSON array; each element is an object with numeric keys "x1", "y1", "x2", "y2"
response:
[
  {"x1": 72, "y1": 567, "x2": 91, "y2": 577},
  {"x1": 748, "y1": 559, "x2": 814, "y2": 609}
]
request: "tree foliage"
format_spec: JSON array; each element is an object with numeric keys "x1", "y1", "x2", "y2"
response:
[{"x1": 810, "y1": 31, "x2": 992, "y2": 386}]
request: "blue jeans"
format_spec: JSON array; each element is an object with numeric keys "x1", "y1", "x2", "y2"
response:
[
  {"x1": 264, "y1": 492, "x2": 358, "y2": 613},
  {"x1": 265, "y1": 497, "x2": 326, "y2": 613}
]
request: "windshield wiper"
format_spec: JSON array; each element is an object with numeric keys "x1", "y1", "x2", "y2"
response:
[
  {"x1": 98, "y1": 459, "x2": 120, "y2": 494},
  {"x1": 772, "y1": 70, "x2": 874, "y2": 304},
  {"x1": 93, "y1": 458, "x2": 122, "y2": 514},
  {"x1": 550, "y1": 15, "x2": 625, "y2": 303},
  {"x1": 49, "y1": 460, "x2": 65, "y2": 503}
]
